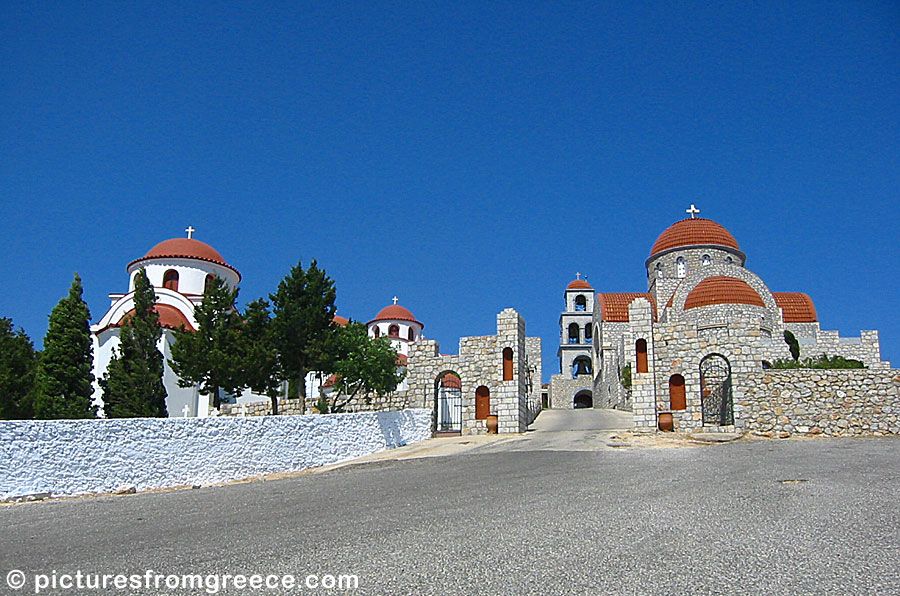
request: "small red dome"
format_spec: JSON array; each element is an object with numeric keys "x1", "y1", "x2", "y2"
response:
[
  {"x1": 128, "y1": 237, "x2": 240, "y2": 280},
  {"x1": 368, "y1": 303, "x2": 423, "y2": 329},
  {"x1": 567, "y1": 279, "x2": 593, "y2": 290},
  {"x1": 651, "y1": 218, "x2": 740, "y2": 256},
  {"x1": 684, "y1": 276, "x2": 765, "y2": 310},
  {"x1": 773, "y1": 292, "x2": 818, "y2": 323}
]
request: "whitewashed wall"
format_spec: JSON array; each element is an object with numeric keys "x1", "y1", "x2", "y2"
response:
[{"x1": 0, "y1": 409, "x2": 432, "y2": 499}]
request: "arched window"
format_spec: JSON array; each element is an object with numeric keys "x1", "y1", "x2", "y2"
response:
[
  {"x1": 502, "y1": 347, "x2": 514, "y2": 381},
  {"x1": 725, "y1": 256, "x2": 733, "y2": 265},
  {"x1": 636, "y1": 338, "x2": 648, "y2": 373},
  {"x1": 702, "y1": 254, "x2": 711, "y2": 266},
  {"x1": 388, "y1": 324, "x2": 400, "y2": 338},
  {"x1": 408, "y1": 327, "x2": 415, "y2": 341},
  {"x1": 669, "y1": 374, "x2": 686, "y2": 410},
  {"x1": 373, "y1": 327, "x2": 380, "y2": 338},
  {"x1": 655, "y1": 263, "x2": 664, "y2": 278},
  {"x1": 572, "y1": 356, "x2": 592, "y2": 378},
  {"x1": 204, "y1": 273, "x2": 216, "y2": 293},
  {"x1": 676, "y1": 257, "x2": 687, "y2": 278},
  {"x1": 163, "y1": 269, "x2": 179, "y2": 292},
  {"x1": 475, "y1": 386, "x2": 490, "y2": 420},
  {"x1": 584, "y1": 324, "x2": 592, "y2": 343},
  {"x1": 574, "y1": 295, "x2": 586, "y2": 311},
  {"x1": 568, "y1": 323, "x2": 580, "y2": 344}
]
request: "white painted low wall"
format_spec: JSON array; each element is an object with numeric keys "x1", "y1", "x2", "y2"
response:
[{"x1": 0, "y1": 409, "x2": 432, "y2": 499}]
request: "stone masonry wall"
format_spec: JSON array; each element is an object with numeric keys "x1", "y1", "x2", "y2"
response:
[
  {"x1": 548, "y1": 374, "x2": 592, "y2": 408},
  {"x1": 738, "y1": 370, "x2": 900, "y2": 437}
]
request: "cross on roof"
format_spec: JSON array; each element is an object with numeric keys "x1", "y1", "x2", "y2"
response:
[
  {"x1": 392, "y1": 296, "x2": 399, "y2": 305},
  {"x1": 185, "y1": 226, "x2": 196, "y2": 239},
  {"x1": 686, "y1": 205, "x2": 701, "y2": 219},
  {"x1": 575, "y1": 272, "x2": 581, "y2": 280}
]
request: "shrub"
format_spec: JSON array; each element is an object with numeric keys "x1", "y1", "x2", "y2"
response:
[{"x1": 769, "y1": 354, "x2": 866, "y2": 370}]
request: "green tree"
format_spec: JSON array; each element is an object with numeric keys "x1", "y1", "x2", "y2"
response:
[
  {"x1": 0, "y1": 318, "x2": 38, "y2": 419},
  {"x1": 100, "y1": 269, "x2": 168, "y2": 418},
  {"x1": 326, "y1": 321, "x2": 405, "y2": 413},
  {"x1": 169, "y1": 275, "x2": 245, "y2": 409},
  {"x1": 33, "y1": 274, "x2": 96, "y2": 419},
  {"x1": 270, "y1": 260, "x2": 337, "y2": 399},
  {"x1": 784, "y1": 330, "x2": 801, "y2": 361},
  {"x1": 240, "y1": 298, "x2": 283, "y2": 414}
]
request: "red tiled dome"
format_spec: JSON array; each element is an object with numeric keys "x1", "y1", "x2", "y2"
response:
[
  {"x1": 684, "y1": 277, "x2": 764, "y2": 310},
  {"x1": 773, "y1": 292, "x2": 818, "y2": 323},
  {"x1": 598, "y1": 293, "x2": 658, "y2": 322},
  {"x1": 128, "y1": 238, "x2": 241, "y2": 280},
  {"x1": 116, "y1": 304, "x2": 195, "y2": 331},
  {"x1": 651, "y1": 218, "x2": 740, "y2": 256},
  {"x1": 367, "y1": 304, "x2": 423, "y2": 329},
  {"x1": 567, "y1": 279, "x2": 593, "y2": 290}
]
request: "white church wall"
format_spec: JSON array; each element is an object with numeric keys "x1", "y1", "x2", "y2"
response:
[{"x1": 0, "y1": 409, "x2": 432, "y2": 500}]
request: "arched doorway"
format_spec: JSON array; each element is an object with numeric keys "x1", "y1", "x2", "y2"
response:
[
  {"x1": 435, "y1": 372, "x2": 462, "y2": 433},
  {"x1": 573, "y1": 390, "x2": 593, "y2": 409},
  {"x1": 669, "y1": 374, "x2": 686, "y2": 410},
  {"x1": 700, "y1": 354, "x2": 733, "y2": 425},
  {"x1": 475, "y1": 386, "x2": 490, "y2": 420}
]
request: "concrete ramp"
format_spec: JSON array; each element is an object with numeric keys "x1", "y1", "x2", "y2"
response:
[{"x1": 529, "y1": 408, "x2": 632, "y2": 432}]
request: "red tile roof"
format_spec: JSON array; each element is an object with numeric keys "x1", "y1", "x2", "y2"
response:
[
  {"x1": 115, "y1": 304, "x2": 195, "y2": 332},
  {"x1": 684, "y1": 276, "x2": 764, "y2": 310},
  {"x1": 440, "y1": 373, "x2": 461, "y2": 388},
  {"x1": 773, "y1": 292, "x2": 818, "y2": 323},
  {"x1": 598, "y1": 293, "x2": 658, "y2": 322},
  {"x1": 651, "y1": 218, "x2": 740, "y2": 256},
  {"x1": 368, "y1": 304, "x2": 423, "y2": 329}
]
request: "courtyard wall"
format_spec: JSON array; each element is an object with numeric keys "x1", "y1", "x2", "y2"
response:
[{"x1": 0, "y1": 409, "x2": 432, "y2": 500}]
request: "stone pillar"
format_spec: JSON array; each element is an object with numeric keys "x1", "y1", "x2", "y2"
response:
[{"x1": 629, "y1": 299, "x2": 657, "y2": 433}]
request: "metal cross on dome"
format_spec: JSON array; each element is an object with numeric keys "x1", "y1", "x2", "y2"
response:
[
  {"x1": 392, "y1": 296, "x2": 399, "y2": 305},
  {"x1": 575, "y1": 272, "x2": 582, "y2": 280},
  {"x1": 686, "y1": 205, "x2": 701, "y2": 219},
  {"x1": 185, "y1": 226, "x2": 196, "y2": 239}
]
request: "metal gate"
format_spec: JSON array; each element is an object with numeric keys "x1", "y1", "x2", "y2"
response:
[
  {"x1": 700, "y1": 354, "x2": 734, "y2": 426},
  {"x1": 436, "y1": 380, "x2": 462, "y2": 433}
]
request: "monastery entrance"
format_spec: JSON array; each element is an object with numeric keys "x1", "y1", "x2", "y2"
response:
[
  {"x1": 700, "y1": 354, "x2": 734, "y2": 425},
  {"x1": 435, "y1": 372, "x2": 462, "y2": 434},
  {"x1": 573, "y1": 390, "x2": 593, "y2": 409}
]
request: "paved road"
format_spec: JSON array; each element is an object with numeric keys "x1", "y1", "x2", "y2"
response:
[{"x1": 1, "y1": 432, "x2": 899, "y2": 595}]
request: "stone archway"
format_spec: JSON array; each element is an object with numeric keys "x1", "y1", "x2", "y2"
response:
[
  {"x1": 573, "y1": 390, "x2": 593, "y2": 409},
  {"x1": 434, "y1": 371, "x2": 462, "y2": 434},
  {"x1": 700, "y1": 354, "x2": 733, "y2": 425}
]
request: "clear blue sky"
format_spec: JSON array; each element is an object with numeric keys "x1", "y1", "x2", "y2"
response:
[{"x1": 1, "y1": 1, "x2": 898, "y2": 381}]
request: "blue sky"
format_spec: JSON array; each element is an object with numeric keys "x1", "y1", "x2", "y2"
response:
[{"x1": 1, "y1": 1, "x2": 897, "y2": 381}]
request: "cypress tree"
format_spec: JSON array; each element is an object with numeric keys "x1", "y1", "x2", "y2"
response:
[
  {"x1": 169, "y1": 275, "x2": 245, "y2": 409},
  {"x1": 0, "y1": 318, "x2": 38, "y2": 419},
  {"x1": 270, "y1": 260, "x2": 337, "y2": 399},
  {"x1": 100, "y1": 269, "x2": 168, "y2": 417},
  {"x1": 33, "y1": 274, "x2": 96, "y2": 419}
]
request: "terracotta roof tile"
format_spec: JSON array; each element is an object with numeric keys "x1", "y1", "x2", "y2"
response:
[
  {"x1": 773, "y1": 292, "x2": 818, "y2": 323},
  {"x1": 598, "y1": 293, "x2": 658, "y2": 322},
  {"x1": 651, "y1": 218, "x2": 740, "y2": 256},
  {"x1": 684, "y1": 276, "x2": 764, "y2": 310}
]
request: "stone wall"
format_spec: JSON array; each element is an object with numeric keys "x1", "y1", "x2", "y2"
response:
[
  {"x1": 0, "y1": 409, "x2": 432, "y2": 499},
  {"x1": 738, "y1": 370, "x2": 900, "y2": 437},
  {"x1": 405, "y1": 308, "x2": 536, "y2": 434},
  {"x1": 548, "y1": 375, "x2": 592, "y2": 408}
]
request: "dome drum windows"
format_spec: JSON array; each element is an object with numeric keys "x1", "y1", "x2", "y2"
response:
[
  {"x1": 163, "y1": 269, "x2": 179, "y2": 292},
  {"x1": 676, "y1": 257, "x2": 687, "y2": 278},
  {"x1": 388, "y1": 324, "x2": 400, "y2": 338}
]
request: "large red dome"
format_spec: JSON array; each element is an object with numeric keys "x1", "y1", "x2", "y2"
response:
[
  {"x1": 128, "y1": 238, "x2": 240, "y2": 279},
  {"x1": 367, "y1": 304, "x2": 423, "y2": 328},
  {"x1": 651, "y1": 218, "x2": 740, "y2": 256}
]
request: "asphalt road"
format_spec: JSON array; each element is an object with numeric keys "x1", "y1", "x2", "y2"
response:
[{"x1": 1, "y1": 415, "x2": 898, "y2": 596}]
